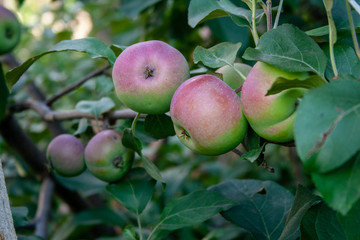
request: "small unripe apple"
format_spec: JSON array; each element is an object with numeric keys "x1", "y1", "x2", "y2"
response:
[
  {"x1": 170, "y1": 74, "x2": 248, "y2": 155},
  {"x1": 84, "y1": 130, "x2": 134, "y2": 182},
  {"x1": 215, "y1": 63, "x2": 252, "y2": 90},
  {"x1": 241, "y1": 62, "x2": 308, "y2": 142},
  {"x1": 46, "y1": 134, "x2": 86, "y2": 177},
  {"x1": 112, "y1": 40, "x2": 190, "y2": 114},
  {"x1": 0, "y1": 6, "x2": 21, "y2": 55}
]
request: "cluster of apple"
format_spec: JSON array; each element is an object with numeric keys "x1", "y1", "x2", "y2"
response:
[
  {"x1": 47, "y1": 40, "x2": 304, "y2": 180},
  {"x1": 112, "y1": 40, "x2": 303, "y2": 154},
  {"x1": 47, "y1": 130, "x2": 134, "y2": 182},
  {"x1": 0, "y1": 6, "x2": 21, "y2": 55}
]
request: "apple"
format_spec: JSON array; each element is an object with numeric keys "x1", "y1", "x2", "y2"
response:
[
  {"x1": 170, "y1": 74, "x2": 248, "y2": 155},
  {"x1": 240, "y1": 62, "x2": 308, "y2": 142},
  {"x1": 112, "y1": 40, "x2": 190, "y2": 114},
  {"x1": 46, "y1": 134, "x2": 86, "y2": 177},
  {"x1": 84, "y1": 130, "x2": 134, "y2": 182},
  {"x1": 0, "y1": 6, "x2": 21, "y2": 55},
  {"x1": 215, "y1": 63, "x2": 252, "y2": 90}
]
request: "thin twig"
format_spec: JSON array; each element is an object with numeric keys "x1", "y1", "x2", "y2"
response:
[
  {"x1": 33, "y1": 177, "x2": 54, "y2": 240},
  {"x1": 266, "y1": 0, "x2": 273, "y2": 31},
  {"x1": 46, "y1": 65, "x2": 111, "y2": 106},
  {"x1": 9, "y1": 100, "x2": 146, "y2": 122},
  {"x1": 273, "y1": 0, "x2": 284, "y2": 28}
]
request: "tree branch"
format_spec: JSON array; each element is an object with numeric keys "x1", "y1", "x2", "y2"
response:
[
  {"x1": 33, "y1": 177, "x2": 54, "y2": 240},
  {"x1": 46, "y1": 65, "x2": 111, "y2": 106},
  {"x1": 10, "y1": 100, "x2": 145, "y2": 121}
]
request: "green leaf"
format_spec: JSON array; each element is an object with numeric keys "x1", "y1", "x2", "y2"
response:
[
  {"x1": 306, "y1": 25, "x2": 329, "y2": 36},
  {"x1": 73, "y1": 118, "x2": 88, "y2": 136},
  {"x1": 187, "y1": 0, "x2": 264, "y2": 29},
  {"x1": 106, "y1": 168, "x2": 156, "y2": 215},
  {"x1": 120, "y1": 0, "x2": 161, "y2": 18},
  {"x1": 144, "y1": 114, "x2": 176, "y2": 139},
  {"x1": 217, "y1": 0, "x2": 265, "y2": 28},
  {"x1": 110, "y1": 44, "x2": 127, "y2": 57},
  {"x1": 149, "y1": 189, "x2": 236, "y2": 239},
  {"x1": 266, "y1": 75, "x2": 326, "y2": 96},
  {"x1": 5, "y1": 37, "x2": 116, "y2": 90},
  {"x1": 243, "y1": 24, "x2": 328, "y2": 77},
  {"x1": 141, "y1": 156, "x2": 165, "y2": 184},
  {"x1": 338, "y1": 200, "x2": 360, "y2": 240},
  {"x1": 193, "y1": 42, "x2": 242, "y2": 69},
  {"x1": 75, "y1": 97, "x2": 115, "y2": 120},
  {"x1": 243, "y1": 127, "x2": 261, "y2": 151},
  {"x1": 209, "y1": 179, "x2": 294, "y2": 240},
  {"x1": 122, "y1": 128, "x2": 143, "y2": 155},
  {"x1": 52, "y1": 208, "x2": 125, "y2": 240},
  {"x1": 294, "y1": 80, "x2": 360, "y2": 173},
  {"x1": 239, "y1": 142, "x2": 266, "y2": 163},
  {"x1": 300, "y1": 203, "x2": 345, "y2": 240},
  {"x1": 123, "y1": 225, "x2": 139, "y2": 240},
  {"x1": 278, "y1": 185, "x2": 322, "y2": 240},
  {"x1": 11, "y1": 206, "x2": 29, "y2": 227},
  {"x1": 188, "y1": 0, "x2": 228, "y2": 28},
  {"x1": 0, "y1": 63, "x2": 9, "y2": 120},
  {"x1": 324, "y1": 44, "x2": 360, "y2": 80},
  {"x1": 312, "y1": 153, "x2": 360, "y2": 215}
]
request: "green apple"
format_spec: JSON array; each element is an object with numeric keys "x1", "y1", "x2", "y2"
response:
[
  {"x1": 84, "y1": 130, "x2": 134, "y2": 182},
  {"x1": 241, "y1": 62, "x2": 308, "y2": 142},
  {"x1": 112, "y1": 40, "x2": 190, "y2": 114},
  {"x1": 170, "y1": 74, "x2": 248, "y2": 155},
  {"x1": 0, "y1": 6, "x2": 21, "y2": 55},
  {"x1": 46, "y1": 134, "x2": 86, "y2": 177},
  {"x1": 215, "y1": 63, "x2": 252, "y2": 90}
]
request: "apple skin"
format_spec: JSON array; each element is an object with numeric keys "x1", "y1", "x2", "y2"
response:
[
  {"x1": 112, "y1": 40, "x2": 190, "y2": 114},
  {"x1": 0, "y1": 6, "x2": 21, "y2": 55},
  {"x1": 240, "y1": 62, "x2": 308, "y2": 142},
  {"x1": 170, "y1": 74, "x2": 248, "y2": 155},
  {"x1": 84, "y1": 130, "x2": 134, "y2": 182},
  {"x1": 46, "y1": 134, "x2": 86, "y2": 177},
  {"x1": 215, "y1": 63, "x2": 252, "y2": 90}
]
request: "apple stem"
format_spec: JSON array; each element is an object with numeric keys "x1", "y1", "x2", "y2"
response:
[
  {"x1": 346, "y1": 0, "x2": 360, "y2": 59},
  {"x1": 131, "y1": 112, "x2": 141, "y2": 135},
  {"x1": 235, "y1": 86, "x2": 242, "y2": 93}
]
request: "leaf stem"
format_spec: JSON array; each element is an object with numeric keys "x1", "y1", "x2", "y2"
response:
[
  {"x1": 137, "y1": 212, "x2": 143, "y2": 240},
  {"x1": 147, "y1": 223, "x2": 160, "y2": 240},
  {"x1": 131, "y1": 112, "x2": 141, "y2": 135},
  {"x1": 323, "y1": 0, "x2": 338, "y2": 78},
  {"x1": 252, "y1": 0, "x2": 259, "y2": 45},
  {"x1": 273, "y1": 0, "x2": 284, "y2": 28},
  {"x1": 346, "y1": 0, "x2": 360, "y2": 59},
  {"x1": 229, "y1": 63, "x2": 247, "y2": 80}
]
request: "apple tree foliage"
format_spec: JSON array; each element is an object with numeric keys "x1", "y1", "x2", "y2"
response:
[{"x1": 0, "y1": 0, "x2": 360, "y2": 239}]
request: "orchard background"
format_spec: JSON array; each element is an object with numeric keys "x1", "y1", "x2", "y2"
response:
[{"x1": 0, "y1": 0, "x2": 360, "y2": 239}]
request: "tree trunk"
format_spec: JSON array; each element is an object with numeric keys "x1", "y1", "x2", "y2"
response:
[{"x1": 0, "y1": 159, "x2": 17, "y2": 239}]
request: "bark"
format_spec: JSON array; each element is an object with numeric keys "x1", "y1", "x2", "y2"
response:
[{"x1": 0, "y1": 159, "x2": 17, "y2": 240}]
